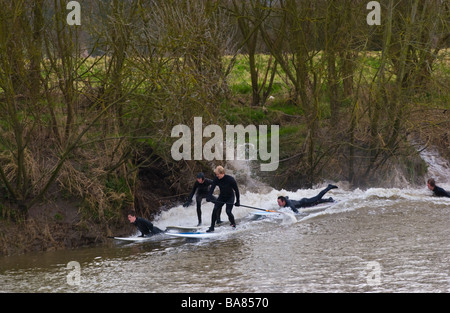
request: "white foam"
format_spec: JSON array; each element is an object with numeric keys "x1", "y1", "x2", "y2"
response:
[
  {"x1": 154, "y1": 141, "x2": 450, "y2": 230},
  {"x1": 416, "y1": 142, "x2": 450, "y2": 187}
]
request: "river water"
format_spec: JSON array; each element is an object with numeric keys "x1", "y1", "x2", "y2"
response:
[{"x1": 1, "y1": 148, "x2": 449, "y2": 293}]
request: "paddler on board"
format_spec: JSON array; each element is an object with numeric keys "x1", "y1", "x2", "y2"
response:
[
  {"x1": 183, "y1": 172, "x2": 214, "y2": 226},
  {"x1": 277, "y1": 184, "x2": 338, "y2": 213},
  {"x1": 206, "y1": 166, "x2": 240, "y2": 232},
  {"x1": 127, "y1": 211, "x2": 164, "y2": 237},
  {"x1": 427, "y1": 178, "x2": 450, "y2": 198}
]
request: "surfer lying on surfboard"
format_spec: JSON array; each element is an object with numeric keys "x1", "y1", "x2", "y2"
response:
[
  {"x1": 277, "y1": 184, "x2": 338, "y2": 213},
  {"x1": 427, "y1": 178, "x2": 450, "y2": 198},
  {"x1": 127, "y1": 211, "x2": 164, "y2": 237}
]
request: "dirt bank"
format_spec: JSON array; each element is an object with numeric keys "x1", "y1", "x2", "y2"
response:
[{"x1": 0, "y1": 157, "x2": 212, "y2": 256}]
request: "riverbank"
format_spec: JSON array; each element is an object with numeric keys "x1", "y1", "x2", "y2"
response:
[
  {"x1": 1, "y1": 51, "x2": 449, "y2": 256},
  {"x1": 1, "y1": 107, "x2": 448, "y2": 256},
  {"x1": 0, "y1": 189, "x2": 178, "y2": 256},
  {"x1": 1, "y1": 0, "x2": 449, "y2": 257}
]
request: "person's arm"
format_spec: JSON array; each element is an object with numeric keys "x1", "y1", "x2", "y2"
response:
[
  {"x1": 134, "y1": 217, "x2": 152, "y2": 236},
  {"x1": 205, "y1": 178, "x2": 213, "y2": 188},
  {"x1": 141, "y1": 218, "x2": 155, "y2": 234},
  {"x1": 206, "y1": 179, "x2": 217, "y2": 202},
  {"x1": 183, "y1": 181, "x2": 198, "y2": 206},
  {"x1": 286, "y1": 198, "x2": 299, "y2": 213},
  {"x1": 232, "y1": 177, "x2": 240, "y2": 206}
]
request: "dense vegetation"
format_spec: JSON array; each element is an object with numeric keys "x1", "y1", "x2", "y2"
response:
[{"x1": 0, "y1": 0, "x2": 448, "y2": 254}]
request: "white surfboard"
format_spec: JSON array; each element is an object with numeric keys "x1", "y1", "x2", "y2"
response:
[
  {"x1": 166, "y1": 232, "x2": 221, "y2": 239},
  {"x1": 165, "y1": 225, "x2": 202, "y2": 232},
  {"x1": 250, "y1": 210, "x2": 280, "y2": 216},
  {"x1": 113, "y1": 236, "x2": 156, "y2": 242}
]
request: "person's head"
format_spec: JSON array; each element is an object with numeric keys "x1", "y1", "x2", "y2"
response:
[
  {"x1": 196, "y1": 172, "x2": 205, "y2": 183},
  {"x1": 427, "y1": 178, "x2": 436, "y2": 191},
  {"x1": 277, "y1": 196, "x2": 287, "y2": 207},
  {"x1": 214, "y1": 166, "x2": 225, "y2": 179},
  {"x1": 127, "y1": 211, "x2": 137, "y2": 223}
]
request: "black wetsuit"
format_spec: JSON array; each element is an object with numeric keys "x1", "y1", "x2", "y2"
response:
[
  {"x1": 133, "y1": 217, "x2": 163, "y2": 237},
  {"x1": 284, "y1": 184, "x2": 337, "y2": 213},
  {"x1": 186, "y1": 178, "x2": 213, "y2": 224},
  {"x1": 207, "y1": 175, "x2": 240, "y2": 231},
  {"x1": 432, "y1": 185, "x2": 450, "y2": 198}
]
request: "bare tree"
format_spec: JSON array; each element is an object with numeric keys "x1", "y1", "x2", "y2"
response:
[{"x1": 228, "y1": 0, "x2": 278, "y2": 106}]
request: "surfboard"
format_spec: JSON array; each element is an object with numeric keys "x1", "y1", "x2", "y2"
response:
[
  {"x1": 166, "y1": 231, "x2": 221, "y2": 239},
  {"x1": 165, "y1": 225, "x2": 202, "y2": 232},
  {"x1": 250, "y1": 210, "x2": 280, "y2": 216},
  {"x1": 113, "y1": 236, "x2": 156, "y2": 242}
]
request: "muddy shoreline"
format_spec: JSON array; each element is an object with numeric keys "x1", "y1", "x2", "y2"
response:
[{"x1": 0, "y1": 196, "x2": 180, "y2": 256}]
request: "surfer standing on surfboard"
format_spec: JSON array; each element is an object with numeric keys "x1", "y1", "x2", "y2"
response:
[
  {"x1": 183, "y1": 172, "x2": 214, "y2": 226},
  {"x1": 277, "y1": 184, "x2": 338, "y2": 213},
  {"x1": 127, "y1": 211, "x2": 164, "y2": 237},
  {"x1": 206, "y1": 166, "x2": 240, "y2": 232}
]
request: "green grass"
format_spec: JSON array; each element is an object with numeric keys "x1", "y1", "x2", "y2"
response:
[
  {"x1": 220, "y1": 102, "x2": 269, "y2": 125},
  {"x1": 267, "y1": 100, "x2": 303, "y2": 116},
  {"x1": 227, "y1": 54, "x2": 289, "y2": 97}
]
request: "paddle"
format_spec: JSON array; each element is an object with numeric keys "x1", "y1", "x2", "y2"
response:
[
  {"x1": 211, "y1": 200, "x2": 297, "y2": 223},
  {"x1": 239, "y1": 203, "x2": 279, "y2": 213},
  {"x1": 211, "y1": 199, "x2": 270, "y2": 211},
  {"x1": 242, "y1": 203, "x2": 297, "y2": 223}
]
